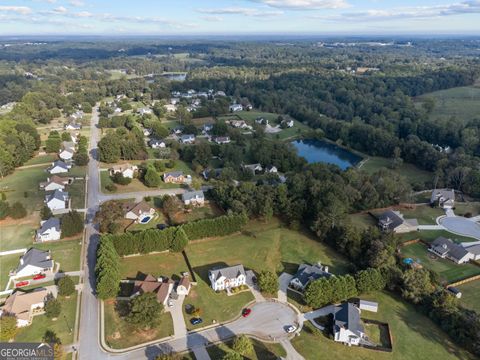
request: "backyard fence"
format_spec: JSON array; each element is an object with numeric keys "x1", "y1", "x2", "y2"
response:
[
  {"x1": 448, "y1": 274, "x2": 480, "y2": 287},
  {"x1": 361, "y1": 319, "x2": 393, "y2": 353}
]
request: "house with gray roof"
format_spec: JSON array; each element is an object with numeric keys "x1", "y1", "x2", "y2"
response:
[
  {"x1": 47, "y1": 160, "x2": 71, "y2": 175},
  {"x1": 429, "y1": 237, "x2": 473, "y2": 264},
  {"x1": 289, "y1": 263, "x2": 333, "y2": 292},
  {"x1": 243, "y1": 163, "x2": 263, "y2": 174},
  {"x1": 180, "y1": 134, "x2": 195, "y2": 144},
  {"x1": 377, "y1": 210, "x2": 418, "y2": 233},
  {"x1": 182, "y1": 190, "x2": 205, "y2": 206},
  {"x1": 163, "y1": 171, "x2": 188, "y2": 184},
  {"x1": 208, "y1": 264, "x2": 246, "y2": 291},
  {"x1": 430, "y1": 189, "x2": 455, "y2": 209},
  {"x1": 45, "y1": 189, "x2": 69, "y2": 211},
  {"x1": 36, "y1": 217, "x2": 61, "y2": 242},
  {"x1": 333, "y1": 303, "x2": 366, "y2": 346},
  {"x1": 13, "y1": 248, "x2": 54, "y2": 278}
]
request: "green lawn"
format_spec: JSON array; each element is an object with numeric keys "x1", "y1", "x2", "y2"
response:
[
  {"x1": 454, "y1": 202, "x2": 480, "y2": 217},
  {"x1": 69, "y1": 178, "x2": 86, "y2": 209},
  {"x1": 15, "y1": 293, "x2": 78, "y2": 345},
  {"x1": 349, "y1": 213, "x2": 377, "y2": 230},
  {"x1": 206, "y1": 338, "x2": 286, "y2": 360},
  {"x1": 171, "y1": 202, "x2": 224, "y2": 225},
  {"x1": 291, "y1": 291, "x2": 476, "y2": 360},
  {"x1": 0, "y1": 254, "x2": 20, "y2": 290},
  {"x1": 457, "y1": 280, "x2": 480, "y2": 313},
  {"x1": 127, "y1": 212, "x2": 167, "y2": 232},
  {"x1": 380, "y1": 205, "x2": 443, "y2": 225},
  {"x1": 23, "y1": 154, "x2": 57, "y2": 166},
  {"x1": 360, "y1": 156, "x2": 434, "y2": 187},
  {"x1": 103, "y1": 300, "x2": 174, "y2": 349},
  {"x1": 401, "y1": 243, "x2": 480, "y2": 284},
  {"x1": 35, "y1": 238, "x2": 82, "y2": 273},
  {"x1": 0, "y1": 222, "x2": 36, "y2": 252},
  {"x1": 397, "y1": 230, "x2": 478, "y2": 244},
  {"x1": 119, "y1": 251, "x2": 188, "y2": 280},
  {"x1": 0, "y1": 166, "x2": 50, "y2": 213},
  {"x1": 417, "y1": 86, "x2": 480, "y2": 124},
  {"x1": 68, "y1": 166, "x2": 87, "y2": 178}
]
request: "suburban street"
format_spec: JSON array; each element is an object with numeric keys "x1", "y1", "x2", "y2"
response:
[{"x1": 76, "y1": 106, "x2": 306, "y2": 360}]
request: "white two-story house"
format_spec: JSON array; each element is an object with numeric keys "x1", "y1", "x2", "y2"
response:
[{"x1": 208, "y1": 264, "x2": 246, "y2": 291}]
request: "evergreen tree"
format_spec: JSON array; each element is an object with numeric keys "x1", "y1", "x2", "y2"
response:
[
  {"x1": 58, "y1": 275, "x2": 75, "y2": 296},
  {"x1": 170, "y1": 227, "x2": 189, "y2": 252},
  {"x1": 0, "y1": 315, "x2": 17, "y2": 341},
  {"x1": 61, "y1": 211, "x2": 84, "y2": 237},
  {"x1": 144, "y1": 167, "x2": 161, "y2": 187},
  {"x1": 257, "y1": 270, "x2": 278, "y2": 294},
  {"x1": 40, "y1": 205, "x2": 53, "y2": 220},
  {"x1": 128, "y1": 292, "x2": 163, "y2": 328}
]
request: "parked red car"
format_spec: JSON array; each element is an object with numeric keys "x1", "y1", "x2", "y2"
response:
[
  {"x1": 242, "y1": 308, "x2": 251, "y2": 317},
  {"x1": 33, "y1": 274, "x2": 46, "y2": 281},
  {"x1": 15, "y1": 281, "x2": 29, "y2": 287}
]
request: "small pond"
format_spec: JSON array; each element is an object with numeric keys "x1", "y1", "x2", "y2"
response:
[{"x1": 291, "y1": 139, "x2": 362, "y2": 170}]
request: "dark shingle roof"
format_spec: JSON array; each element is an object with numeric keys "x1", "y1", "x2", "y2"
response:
[
  {"x1": 16, "y1": 248, "x2": 53, "y2": 273},
  {"x1": 377, "y1": 210, "x2": 404, "y2": 231},
  {"x1": 39, "y1": 217, "x2": 60, "y2": 234},
  {"x1": 431, "y1": 237, "x2": 469, "y2": 262},
  {"x1": 334, "y1": 303, "x2": 364, "y2": 337},
  {"x1": 209, "y1": 265, "x2": 246, "y2": 282}
]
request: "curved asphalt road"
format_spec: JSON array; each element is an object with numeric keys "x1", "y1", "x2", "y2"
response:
[{"x1": 439, "y1": 216, "x2": 480, "y2": 240}]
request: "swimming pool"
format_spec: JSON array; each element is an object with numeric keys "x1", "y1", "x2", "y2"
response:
[{"x1": 140, "y1": 216, "x2": 152, "y2": 224}]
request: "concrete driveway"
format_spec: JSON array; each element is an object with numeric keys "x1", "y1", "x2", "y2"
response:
[
  {"x1": 167, "y1": 294, "x2": 187, "y2": 338},
  {"x1": 439, "y1": 216, "x2": 480, "y2": 240},
  {"x1": 278, "y1": 273, "x2": 293, "y2": 303}
]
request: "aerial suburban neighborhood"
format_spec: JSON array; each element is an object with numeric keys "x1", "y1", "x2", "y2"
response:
[{"x1": 1, "y1": 4, "x2": 480, "y2": 360}]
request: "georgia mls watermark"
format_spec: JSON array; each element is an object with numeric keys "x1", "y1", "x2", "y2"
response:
[{"x1": 0, "y1": 343, "x2": 54, "y2": 360}]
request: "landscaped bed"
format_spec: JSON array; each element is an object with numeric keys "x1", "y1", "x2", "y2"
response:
[
  {"x1": 291, "y1": 291, "x2": 476, "y2": 360},
  {"x1": 401, "y1": 242, "x2": 480, "y2": 284},
  {"x1": 103, "y1": 299, "x2": 174, "y2": 349}
]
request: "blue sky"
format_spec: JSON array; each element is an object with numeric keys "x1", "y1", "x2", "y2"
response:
[{"x1": 0, "y1": 0, "x2": 479, "y2": 35}]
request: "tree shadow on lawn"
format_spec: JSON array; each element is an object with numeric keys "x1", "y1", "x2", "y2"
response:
[
  {"x1": 192, "y1": 261, "x2": 233, "y2": 284},
  {"x1": 395, "y1": 295, "x2": 474, "y2": 360}
]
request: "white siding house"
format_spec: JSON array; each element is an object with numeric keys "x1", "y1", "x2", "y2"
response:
[{"x1": 208, "y1": 265, "x2": 247, "y2": 291}]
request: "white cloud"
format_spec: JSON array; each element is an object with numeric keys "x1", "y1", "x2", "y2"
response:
[
  {"x1": 249, "y1": 0, "x2": 349, "y2": 10},
  {"x1": 69, "y1": 0, "x2": 85, "y2": 6},
  {"x1": 0, "y1": 6, "x2": 32, "y2": 15},
  {"x1": 53, "y1": 6, "x2": 67, "y2": 14},
  {"x1": 74, "y1": 11, "x2": 92, "y2": 17},
  {"x1": 200, "y1": 15, "x2": 223, "y2": 22},
  {"x1": 316, "y1": 0, "x2": 480, "y2": 22},
  {"x1": 197, "y1": 7, "x2": 283, "y2": 17}
]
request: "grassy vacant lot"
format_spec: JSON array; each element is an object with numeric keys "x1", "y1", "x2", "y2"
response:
[
  {"x1": 397, "y1": 230, "x2": 478, "y2": 244},
  {"x1": 103, "y1": 300, "x2": 174, "y2": 349},
  {"x1": 187, "y1": 219, "x2": 352, "y2": 277},
  {"x1": 417, "y1": 86, "x2": 480, "y2": 124},
  {"x1": 0, "y1": 166, "x2": 49, "y2": 213},
  {"x1": 0, "y1": 222, "x2": 36, "y2": 252},
  {"x1": 397, "y1": 205, "x2": 444, "y2": 225},
  {"x1": 207, "y1": 338, "x2": 286, "y2": 360},
  {"x1": 349, "y1": 212, "x2": 377, "y2": 230},
  {"x1": 15, "y1": 293, "x2": 77, "y2": 345},
  {"x1": 292, "y1": 291, "x2": 476, "y2": 360},
  {"x1": 401, "y1": 243, "x2": 480, "y2": 284},
  {"x1": 23, "y1": 154, "x2": 57, "y2": 166},
  {"x1": 35, "y1": 238, "x2": 82, "y2": 273},
  {"x1": 360, "y1": 156, "x2": 433, "y2": 186},
  {"x1": 457, "y1": 280, "x2": 480, "y2": 313},
  {"x1": 69, "y1": 178, "x2": 86, "y2": 209},
  {"x1": 67, "y1": 165, "x2": 87, "y2": 178},
  {"x1": 0, "y1": 254, "x2": 20, "y2": 289},
  {"x1": 119, "y1": 251, "x2": 188, "y2": 280},
  {"x1": 454, "y1": 202, "x2": 480, "y2": 217}
]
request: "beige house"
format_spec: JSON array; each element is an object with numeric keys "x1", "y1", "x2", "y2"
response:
[{"x1": 1, "y1": 289, "x2": 50, "y2": 327}]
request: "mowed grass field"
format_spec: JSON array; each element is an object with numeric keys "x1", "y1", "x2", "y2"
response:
[
  {"x1": 401, "y1": 243, "x2": 480, "y2": 284},
  {"x1": 103, "y1": 300, "x2": 174, "y2": 349},
  {"x1": 35, "y1": 238, "x2": 82, "y2": 273},
  {"x1": 15, "y1": 293, "x2": 78, "y2": 345},
  {"x1": 457, "y1": 280, "x2": 480, "y2": 313},
  {"x1": 417, "y1": 86, "x2": 480, "y2": 123},
  {"x1": 0, "y1": 222, "x2": 36, "y2": 252},
  {"x1": 0, "y1": 166, "x2": 50, "y2": 213},
  {"x1": 292, "y1": 291, "x2": 476, "y2": 360},
  {"x1": 360, "y1": 156, "x2": 434, "y2": 186},
  {"x1": 397, "y1": 230, "x2": 478, "y2": 244}
]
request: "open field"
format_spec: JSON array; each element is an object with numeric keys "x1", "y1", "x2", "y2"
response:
[
  {"x1": 360, "y1": 156, "x2": 434, "y2": 187},
  {"x1": 0, "y1": 166, "x2": 49, "y2": 213},
  {"x1": 15, "y1": 293, "x2": 78, "y2": 345},
  {"x1": 457, "y1": 280, "x2": 480, "y2": 313},
  {"x1": 401, "y1": 243, "x2": 480, "y2": 284},
  {"x1": 23, "y1": 154, "x2": 57, "y2": 166},
  {"x1": 103, "y1": 300, "x2": 174, "y2": 349},
  {"x1": 35, "y1": 238, "x2": 82, "y2": 273},
  {"x1": 417, "y1": 86, "x2": 480, "y2": 124},
  {"x1": 291, "y1": 291, "x2": 476, "y2": 360},
  {"x1": 207, "y1": 338, "x2": 286, "y2": 360},
  {"x1": 454, "y1": 202, "x2": 480, "y2": 217},
  {"x1": 0, "y1": 222, "x2": 36, "y2": 252}
]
